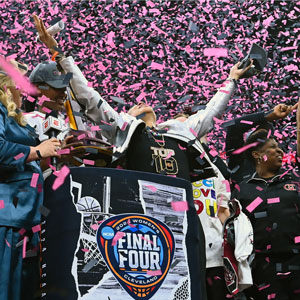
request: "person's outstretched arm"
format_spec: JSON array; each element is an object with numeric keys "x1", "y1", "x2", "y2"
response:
[
  {"x1": 185, "y1": 62, "x2": 253, "y2": 139},
  {"x1": 32, "y1": 14, "x2": 119, "y2": 143},
  {"x1": 226, "y1": 103, "x2": 297, "y2": 172}
]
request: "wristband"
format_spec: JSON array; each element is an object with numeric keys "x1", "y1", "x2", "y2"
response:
[
  {"x1": 36, "y1": 150, "x2": 43, "y2": 160},
  {"x1": 51, "y1": 51, "x2": 59, "y2": 61},
  {"x1": 230, "y1": 78, "x2": 238, "y2": 88}
]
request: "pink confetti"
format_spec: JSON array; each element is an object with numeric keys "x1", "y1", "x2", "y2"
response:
[
  {"x1": 234, "y1": 184, "x2": 240, "y2": 192},
  {"x1": 171, "y1": 201, "x2": 189, "y2": 211},
  {"x1": 219, "y1": 89, "x2": 230, "y2": 94},
  {"x1": 178, "y1": 144, "x2": 187, "y2": 150},
  {"x1": 163, "y1": 151, "x2": 173, "y2": 160},
  {"x1": 0, "y1": 56, "x2": 37, "y2": 95},
  {"x1": 240, "y1": 120, "x2": 253, "y2": 125},
  {"x1": 121, "y1": 122, "x2": 128, "y2": 131},
  {"x1": 189, "y1": 127, "x2": 197, "y2": 137},
  {"x1": 83, "y1": 159, "x2": 95, "y2": 165},
  {"x1": 52, "y1": 166, "x2": 70, "y2": 191},
  {"x1": 57, "y1": 149, "x2": 70, "y2": 155},
  {"x1": 267, "y1": 197, "x2": 280, "y2": 204},
  {"x1": 14, "y1": 152, "x2": 24, "y2": 160},
  {"x1": 145, "y1": 185, "x2": 157, "y2": 192},
  {"x1": 32, "y1": 224, "x2": 41, "y2": 233},
  {"x1": 294, "y1": 236, "x2": 300, "y2": 244},
  {"x1": 112, "y1": 231, "x2": 125, "y2": 246},
  {"x1": 77, "y1": 133, "x2": 86, "y2": 140},
  {"x1": 147, "y1": 270, "x2": 162, "y2": 276},
  {"x1": 127, "y1": 219, "x2": 137, "y2": 229},
  {"x1": 0, "y1": 200, "x2": 4, "y2": 209},
  {"x1": 258, "y1": 284, "x2": 270, "y2": 291},
  {"x1": 91, "y1": 224, "x2": 99, "y2": 230},
  {"x1": 209, "y1": 149, "x2": 218, "y2": 157},
  {"x1": 42, "y1": 107, "x2": 52, "y2": 114},
  {"x1": 203, "y1": 48, "x2": 228, "y2": 57},
  {"x1": 246, "y1": 196, "x2": 263, "y2": 213},
  {"x1": 256, "y1": 186, "x2": 263, "y2": 191},
  {"x1": 81, "y1": 248, "x2": 90, "y2": 252},
  {"x1": 5, "y1": 239, "x2": 11, "y2": 247},
  {"x1": 22, "y1": 236, "x2": 28, "y2": 259},
  {"x1": 150, "y1": 62, "x2": 164, "y2": 70},
  {"x1": 267, "y1": 294, "x2": 276, "y2": 299},
  {"x1": 222, "y1": 180, "x2": 230, "y2": 192},
  {"x1": 30, "y1": 173, "x2": 39, "y2": 188},
  {"x1": 91, "y1": 125, "x2": 100, "y2": 131},
  {"x1": 232, "y1": 142, "x2": 259, "y2": 155},
  {"x1": 18, "y1": 228, "x2": 26, "y2": 236}
]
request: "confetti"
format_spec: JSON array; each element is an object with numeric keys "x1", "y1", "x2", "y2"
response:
[
  {"x1": 171, "y1": 201, "x2": 189, "y2": 211},
  {"x1": 22, "y1": 236, "x2": 28, "y2": 259},
  {"x1": 147, "y1": 270, "x2": 162, "y2": 276},
  {"x1": 267, "y1": 197, "x2": 280, "y2": 204},
  {"x1": 30, "y1": 173, "x2": 39, "y2": 188},
  {"x1": 14, "y1": 153, "x2": 24, "y2": 160},
  {"x1": 145, "y1": 185, "x2": 157, "y2": 192},
  {"x1": 32, "y1": 224, "x2": 41, "y2": 233},
  {"x1": 52, "y1": 166, "x2": 70, "y2": 191},
  {"x1": 83, "y1": 159, "x2": 95, "y2": 165},
  {"x1": 246, "y1": 196, "x2": 263, "y2": 213},
  {"x1": 112, "y1": 232, "x2": 125, "y2": 246}
]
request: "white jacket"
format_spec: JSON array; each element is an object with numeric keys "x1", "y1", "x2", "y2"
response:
[
  {"x1": 59, "y1": 56, "x2": 236, "y2": 177},
  {"x1": 233, "y1": 202, "x2": 253, "y2": 291},
  {"x1": 192, "y1": 171, "x2": 230, "y2": 268}
]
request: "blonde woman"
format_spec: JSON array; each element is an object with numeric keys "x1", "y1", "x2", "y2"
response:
[{"x1": 0, "y1": 64, "x2": 60, "y2": 300}]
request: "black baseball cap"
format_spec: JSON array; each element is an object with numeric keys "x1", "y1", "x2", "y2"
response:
[{"x1": 29, "y1": 61, "x2": 71, "y2": 89}]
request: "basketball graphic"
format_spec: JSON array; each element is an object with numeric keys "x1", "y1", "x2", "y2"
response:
[{"x1": 75, "y1": 196, "x2": 102, "y2": 214}]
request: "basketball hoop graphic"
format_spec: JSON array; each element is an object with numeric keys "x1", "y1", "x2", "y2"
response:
[{"x1": 70, "y1": 175, "x2": 113, "y2": 297}]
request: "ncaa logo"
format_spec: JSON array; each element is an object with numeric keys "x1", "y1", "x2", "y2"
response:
[{"x1": 97, "y1": 214, "x2": 175, "y2": 300}]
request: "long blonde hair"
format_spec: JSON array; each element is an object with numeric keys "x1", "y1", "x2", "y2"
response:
[{"x1": 0, "y1": 73, "x2": 26, "y2": 126}]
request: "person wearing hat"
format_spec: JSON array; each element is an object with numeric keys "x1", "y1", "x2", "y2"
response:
[
  {"x1": 0, "y1": 60, "x2": 60, "y2": 300},
  {"x1": 25, "y1": 61, "x2": 70, "y2": 143}
]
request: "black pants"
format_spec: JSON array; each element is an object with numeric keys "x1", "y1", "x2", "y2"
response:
[
  {"x1": 244, "y1": 255, "x2": 300, "y2": 300},
  {"x1": 206, "y1": 266, "x2": 229, "y2": 300}
]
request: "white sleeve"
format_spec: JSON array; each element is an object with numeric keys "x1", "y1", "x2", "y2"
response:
[
  {"x1": 59, "y1": 56, "x2": 119, "y2": 143},
  {"x1": 185, "y1": 80, "x2": 235, "y2": 138}
]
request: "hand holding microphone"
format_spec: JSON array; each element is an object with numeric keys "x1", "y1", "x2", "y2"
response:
[
  {"x1": 35, "y1": 138, "x2": 61, "y2": 159},
  {"x1": 42, "y1": 111, "x2": 63, "y2": 167},
  {"x1": 27, "y1": 138, "x2": 61, "y2": 164}
]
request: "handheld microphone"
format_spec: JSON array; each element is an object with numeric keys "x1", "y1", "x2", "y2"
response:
[{"x1": 42, "y1": 111, "x2": 63, "y2": 168}]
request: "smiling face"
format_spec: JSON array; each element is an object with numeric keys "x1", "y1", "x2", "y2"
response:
[
  {"x1": 37, "y1": 83, "x2": 67, "y2": 111},
  {"x1": 252, "y1": 139, "x2": 284, "y2": 173}
]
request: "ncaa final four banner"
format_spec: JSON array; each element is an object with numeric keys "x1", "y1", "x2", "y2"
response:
[{"x1": 41, "y1": 168, "x2": 205, "y2": 300}]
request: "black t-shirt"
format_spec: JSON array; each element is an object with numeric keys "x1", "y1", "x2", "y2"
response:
[{"x1": 127, "y1": 126, "x2": 191, "y2": 181}]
